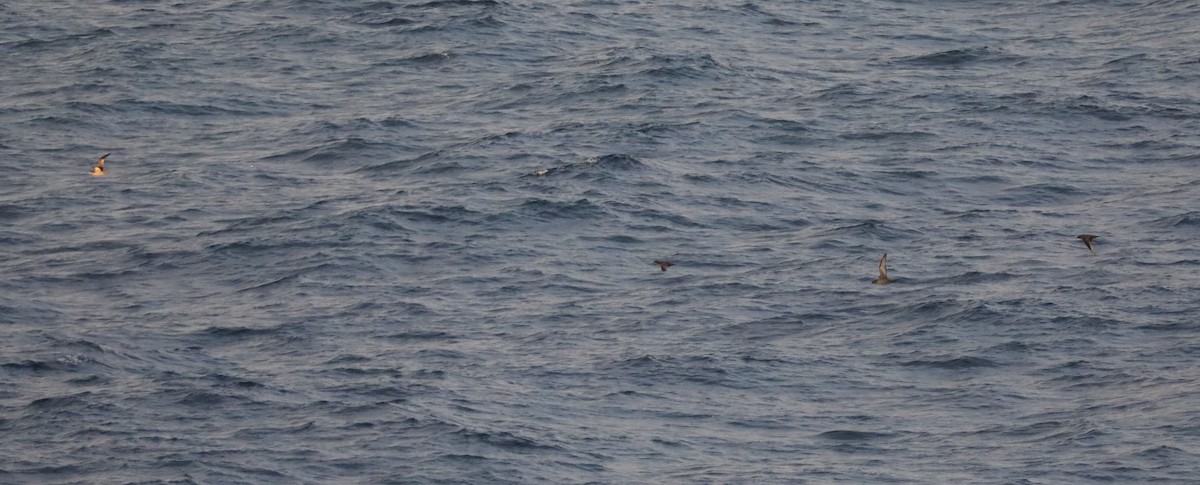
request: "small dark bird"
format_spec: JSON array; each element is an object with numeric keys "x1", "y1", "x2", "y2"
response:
[
  {"x1": 871, "y1": 253, "x2": 892, "y2": 285},
  {"x1": 89, "y1": 153, "x2": 110, "y2": 176},
  {"x1": 653, "y1": 260, "x2": 673, "y2": 271},
  {"x1": 1076, "y1": 234, "x2": 1097, "y2": 253}
]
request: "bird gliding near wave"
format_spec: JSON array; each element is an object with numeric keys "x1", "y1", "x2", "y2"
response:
[
  {"x1": 654, "y1": 260, "x2": 673, "y2": 272},
  {"x1": 1077, "y1": 234, "x2": 1097, "y2": 253},
  {"x1": 89, "y1": 153, "x2": 109, "y2": 176},
  {"x1": 871, "y1": 253, "x2": 892, "y2": 285}
]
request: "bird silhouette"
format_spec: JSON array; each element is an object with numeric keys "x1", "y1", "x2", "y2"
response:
[{"x1": 871, "y1": 253, "x2": 892, "y2": 285}]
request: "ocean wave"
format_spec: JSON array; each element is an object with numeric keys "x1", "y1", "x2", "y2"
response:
[
  {"x1": 890, "y1": 46, "x2": 1017, "y2": 67},
  {"x1": 5, "y1": 0, "x2": 1200, "y2": 482}
]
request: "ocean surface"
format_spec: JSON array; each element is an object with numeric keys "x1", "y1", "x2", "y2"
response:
[{"x1": 3, "y1": 0, "x2": 1200, "y2": 483}]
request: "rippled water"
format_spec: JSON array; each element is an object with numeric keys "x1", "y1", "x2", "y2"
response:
[{"x1": 3, "y1": 0, "x2": 1200, "y2": 483}]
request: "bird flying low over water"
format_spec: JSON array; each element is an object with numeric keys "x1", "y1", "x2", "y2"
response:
[
  {"x1": 871, "y1": 253, "x2": 892, "y2": 285},
  {"x1": 89, "y1": 153, "x2": 109, "y2": 176},
  {"x1": 1077, "y1": 234, "x2": 1097, "y2": 253},
  {"x1": 653, "y1": 260, "x2": 673, "y2": 272}
]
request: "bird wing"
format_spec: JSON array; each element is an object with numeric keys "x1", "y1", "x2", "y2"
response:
[{"x1": 878, "y1": 253, "x2": 888, "y2": 278}]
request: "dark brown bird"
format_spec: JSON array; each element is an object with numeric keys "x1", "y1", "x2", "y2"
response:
[
  {"x1": 653, "y1": 260, "x2": 673, "y2": 271},
  {"x1": 89, "y1": 153, "x2": 110, "y2": 176},
  {"x1": 1077, "y1": 234, "x2": 1097, "y2": 253},
  {"x1": 871, "y1": 253, "x2": 892, "y2": 285}
]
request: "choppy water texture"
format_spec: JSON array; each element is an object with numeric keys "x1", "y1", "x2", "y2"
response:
[{"x1": 3, "y1": 0, "x2": 1200, "y2": 483}]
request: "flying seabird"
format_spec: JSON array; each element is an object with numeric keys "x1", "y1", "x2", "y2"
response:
[
  {"x1": 89, "y1": 153, "x2": 109, "y2": 176},
  {"x1": 653, "y1": 260, "x2": 673, "y2": 272},
  {"x1": 871, "y1": 253, "x2": 892, "y2": 285},
  {"x1": 1077, "y1": 234, "x2": 1097, "y2": 253}
]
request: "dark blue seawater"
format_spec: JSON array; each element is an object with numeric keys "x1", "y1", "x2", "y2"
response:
[{"x1": 3, "y1": 0, "x2": 1200, "y2": 483}]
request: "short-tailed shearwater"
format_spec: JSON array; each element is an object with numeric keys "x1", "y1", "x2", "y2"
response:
[
  {"x1": 1076, "y1": 234, "x2": 1097, "y2": 253},
  {"x1": 89, "y1": 153, "x2": 109, "y2": 176},
  {"x1": 653, "y1": 260, "x2": 673, "y2": 272},
  {"x1": 871, "y1": 253, "x2": 892, "y2": 285}
]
